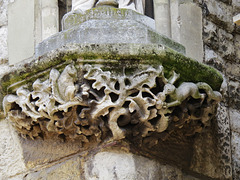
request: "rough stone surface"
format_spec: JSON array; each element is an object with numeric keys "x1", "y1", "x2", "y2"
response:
[
  {"x1": 203, "y1": 19, "x2": 219, "y2": 50},
  {"x1": 226, "y1": 62, "x2": 240, "y2": 80},
  {"x1": 228, "y1": 80, "x2": 240, "y2": 109},
  {"x1": 204, "y1": 45, "x2": 225, "y2": 72},
  {"x1": 234, "y1": 34, "x2": 240, "y2": 62},
  {"x1": 0, "y1": 0, "x2": 14, "y2": 26},
  {"x1": 19, "y1": 138, "x2": 85, "y2": 169},
  {"x1": 0, "y1": 26, "x2": 8, "y2": 61},
  {"x1": 84, "y1": 151, "x2": 200, "y2": 180},
  {"x1": 24, "y1": 156, "x2": 82, "y2": 180},
  {"x1": 230, "y1": 108, "x2": 240, "y2": 133},
  {"x1": 231, "y1": 131, "x2": 240, "y2": 178},
  {"x1": 204, "y1": 0, "x2": 234, "y2": 32},
  {"x1": 0, "y1": 0, "x2": 13, "y2": 61},
  {"x1": 218, "y1": 28, "x2": 235, "y2": 60},
  {"x1": 0, "y1": 119, "x2": 26, "y2": 179}
]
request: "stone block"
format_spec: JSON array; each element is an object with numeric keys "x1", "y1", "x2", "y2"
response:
[
  {"x1": 25, "y1": 156, "x2": 82, "y2": 180},
  {"x1": 204, "y1": 0, "x2": 234, "y2": 32},
  {"x1": 8, "y1": 0, "x2": 59, "y2": 64},
  {"x1": 0, "y1": 119, "x2": 26, "y2": 179},
  {"x1": 178, "y1": 3, "x2": 203, "y2": 62},
  {"x1": 84, "y1": 151, "x2": 197, "y2": 180},
  {"x1": 8, "y1": 0, "x2": 35, "y2": 64},
  {"x1": 41, "y1": 0, "x2": 59, "y2": 40},
  {"x1": 154, "y1": 0, "x2": 171, "y2": 37},
  {"x1": 19, "y1": 137, "x2": 85, "y2": 169}
]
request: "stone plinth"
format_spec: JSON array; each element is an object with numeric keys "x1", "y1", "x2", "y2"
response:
[{"x1": 35, "y1": 7, "x2": 185, "y2": 57}]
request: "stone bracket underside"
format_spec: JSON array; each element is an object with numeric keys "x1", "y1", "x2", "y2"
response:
[{"x1": 3, "y1": 64, "x2": 222, "y2": 145}]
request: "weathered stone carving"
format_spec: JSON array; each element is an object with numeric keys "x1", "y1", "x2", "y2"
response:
[{"x1": 3, "y1": 64, "x2": 221, "y2": 144}]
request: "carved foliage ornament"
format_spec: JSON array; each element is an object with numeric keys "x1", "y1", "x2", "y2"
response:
[{"x1": 3, "y1": 64, "x2": 222, "y2": 144}]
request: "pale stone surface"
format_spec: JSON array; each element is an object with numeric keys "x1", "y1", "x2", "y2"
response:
[
  {"x1": 8, "y1": 0, "x2": 59, "y2": 64},
  {"x1": 85, "y1": 152, "x2": 137, "y2": 180},
  {"x1": 41, "y1": 0, "x2": 59, "y2": 40},
  {"x1": 164, "y1": 1, "x2": 204, "y2": 62},
  {"x1": 169, "y1": 0, "x2": 180, "y2": 43},
  {"x1": 0, "y1": 119, "x2": 26, "y2": 179},
  {"x1": 154, "y1": 0, "x2": 171, "y2": 37},
  {"x1": 0, "y1": 26, "x2": 8, "y2": 61},
  {"x1": 19, "y1": 138, "x2": 84, "y2": 169},
  {"x1": 8, "y1": 0, "x2": 35, "y2": 64},
  {"x1": 84, "y1": 151, "x2": 199, "y2": 180},
  {"x1": 178, "y1": 3, "x2": 203, "y2": 62},
  {"x1": 25, "y1": 156, "x2": 82, "y2": 180}
]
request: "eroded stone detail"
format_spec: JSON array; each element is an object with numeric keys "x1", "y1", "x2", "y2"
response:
[{"x1": 3, "y1": 64, "x2": 222, "y2": 144}]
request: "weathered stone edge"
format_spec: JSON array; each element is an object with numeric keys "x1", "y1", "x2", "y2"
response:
[{"x1": 0, "y1": 43, "x2": 223, "y2": 114}]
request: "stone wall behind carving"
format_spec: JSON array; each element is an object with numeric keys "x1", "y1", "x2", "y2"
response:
[{"x1": 196, "y1": 0, "x2": 240, "y2": 178}]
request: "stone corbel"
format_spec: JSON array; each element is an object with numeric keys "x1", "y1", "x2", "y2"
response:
[{"x1": 3, "y1": 62, "x2": 222, "y2": 146}]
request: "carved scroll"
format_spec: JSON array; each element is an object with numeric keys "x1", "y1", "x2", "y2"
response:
[{"x1": 3, "y1": 64, "x2": 222, "y2": 144}]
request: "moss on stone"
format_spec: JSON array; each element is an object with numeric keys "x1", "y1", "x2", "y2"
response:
[{"x1": 0, "y1": 43, "x2": 223, "y2": 112}]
